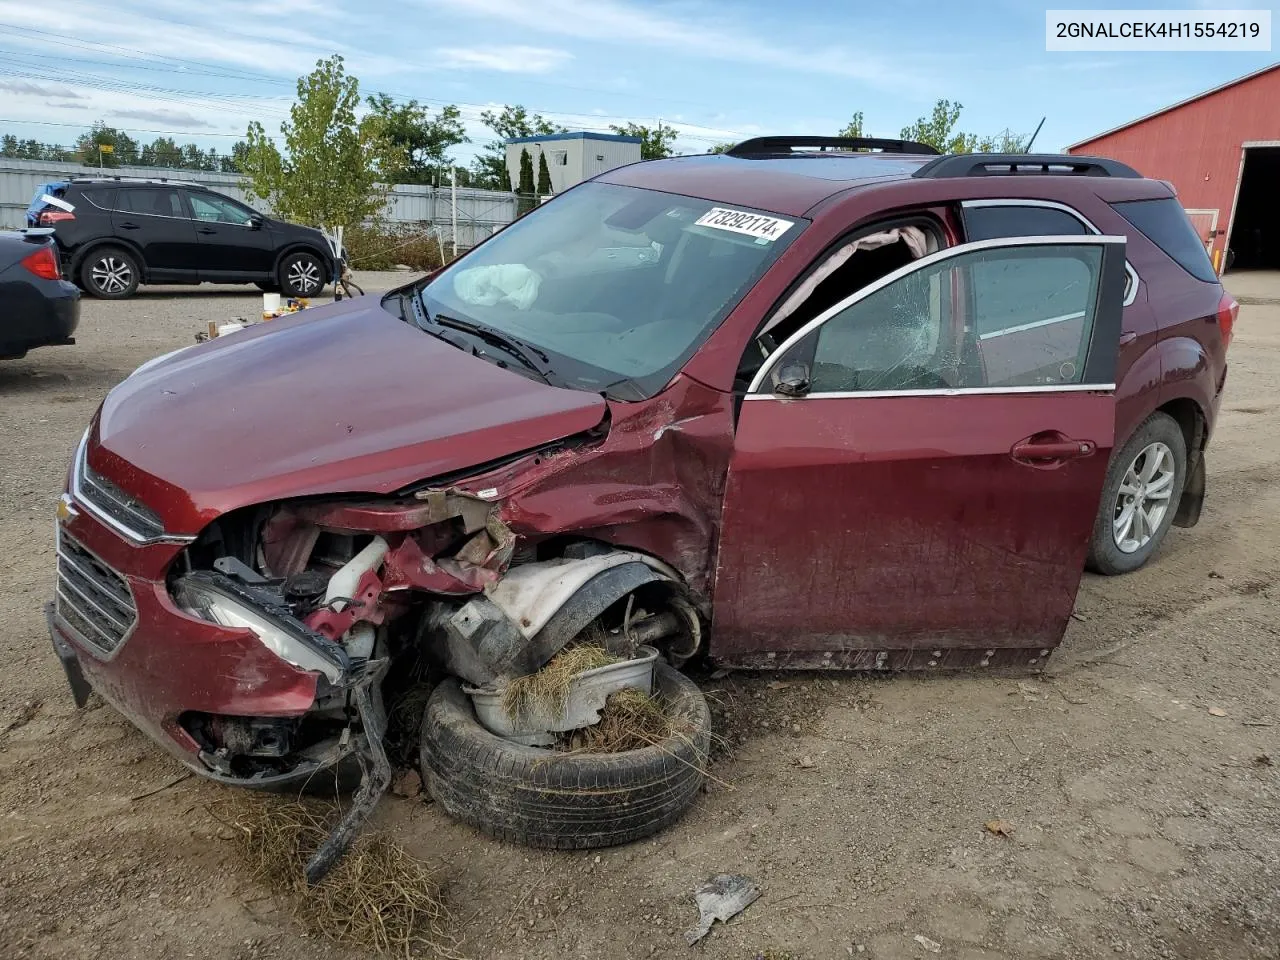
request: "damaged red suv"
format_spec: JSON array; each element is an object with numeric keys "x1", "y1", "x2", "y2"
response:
[{"x1": 50, "y1": 138, "x2": 1233, "y2": 867}]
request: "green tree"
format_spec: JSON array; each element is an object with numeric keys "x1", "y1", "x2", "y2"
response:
[
  {"x1": 975, "y1": 129, "x2": 1029, "y2": 152},
  {"x1": 1, "y1": 134, "x2": 17, "y2": 157},
  {"x1": 365, "y1": 93, "x2": 467, "y2": 185},
  {"x1": 608, "y1": 121, "x2": 678, "y2": 160},
  {"x1": 516, "y1": 147, "x2": 536, "y2": 213},
  {"x1": 139, "y1": 137, "x2": 181, "y2": 168},
  {"x1": 470, "y1": 104, "x2": 564, "y2": 190},
  {"x1": 899, "y1": 100, "x2": 1029, "y2": 154},
  {"x1": 837, "y1": 111, "x2": 866, "y2": 139},
  {"x1": 900, "y1": 99, "x2": 973, "y2": 152},
  {"x1": 536, "y1": 150, "x2": 552, "y2": 196},
  {"x1": 75, "y1": 123, "x2": 138, "y2": 167},
  {"x1": 707, "y1": 141, "x2": 735, "y2": 154},
  {"x1": 221, "y1": 140, "x2": 250, "y2": 173},
  {"x1": 241, "y1": 55, "x2": 401, "y2": 230}
]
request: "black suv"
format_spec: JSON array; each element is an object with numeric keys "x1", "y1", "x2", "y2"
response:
[{"x1": 27, "y1": 178, "x2": 334, "y2": 300}]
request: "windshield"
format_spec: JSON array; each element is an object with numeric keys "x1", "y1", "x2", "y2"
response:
[{"x1": 420, "y1": 182, "x2": 803, "y2": 399}]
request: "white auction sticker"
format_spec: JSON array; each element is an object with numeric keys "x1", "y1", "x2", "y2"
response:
[{"x1": 694, "y1": 207, "x2": 794, "y2": 242}]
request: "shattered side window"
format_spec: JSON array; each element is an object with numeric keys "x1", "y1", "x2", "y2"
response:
[{"x1": 802, "y1": 244, "x2": 1104, "y2": 393}]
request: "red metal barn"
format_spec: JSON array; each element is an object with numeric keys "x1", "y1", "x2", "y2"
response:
[{"x1": 1067, "y1": 62, "x2": 1280, "y2": 274}]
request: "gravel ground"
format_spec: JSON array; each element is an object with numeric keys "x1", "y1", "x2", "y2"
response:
[{"x1": 1, "y1": 272, "x2": 1278, "y2": 960}]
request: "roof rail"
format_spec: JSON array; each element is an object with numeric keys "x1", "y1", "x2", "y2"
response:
[
  {"x1": 726, "y1": 136, "x2": 941, "y2": 157},
  {"x1": 69, "y1": 175, "x2": 205, "y2": 186},
  {"x1": 912, "y1": 153, "x2": 1141, "y2": 179}
]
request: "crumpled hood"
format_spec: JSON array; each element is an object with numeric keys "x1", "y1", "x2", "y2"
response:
[{"x1": 91, "y1": 297, "x2": 607, "y2": 533}]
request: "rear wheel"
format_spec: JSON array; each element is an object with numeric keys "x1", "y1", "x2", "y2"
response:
[
  {"x1": 1087, "y1": 412, "x2": 1187, "y2": 575},
  {"x1": 279, "y1": 251, "x2": 326, "y2": 298},
  {"x1": 81, "y1": 247, "x2": 140, "y2": 299}
]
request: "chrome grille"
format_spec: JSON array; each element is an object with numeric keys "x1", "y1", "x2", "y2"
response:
[
  {"x1": 54, "y1": 530, "x2": 137, "y2": 656},
  {"x1": 76, "y1": 445, "x2": 165, "y2": 541}
]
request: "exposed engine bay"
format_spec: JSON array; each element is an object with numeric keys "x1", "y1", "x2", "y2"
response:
[{"x1": 167, "y1": 486, "x2": 704, "y2": 881}]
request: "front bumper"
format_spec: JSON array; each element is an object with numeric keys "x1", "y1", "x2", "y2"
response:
[{"x1": 49, "y1": 499, "x2": 347, "y2": 789}]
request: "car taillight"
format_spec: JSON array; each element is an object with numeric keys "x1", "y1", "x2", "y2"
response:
[
  {"x1": 1217, "y1": 292, "x2": 1238, "y2": 350},
  {"x1": 38, "y1": 210, "x2": 75, "y2": 225},
  {"x1": 21, "y1": 245, "x2": 61, "y2": 280}
]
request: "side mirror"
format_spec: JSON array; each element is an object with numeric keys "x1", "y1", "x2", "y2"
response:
[
  {"x1": 772, "y1": 360, "x2": 811, "y2": 398},
  {"x1": 248, "y1": 215, "x2": 264, "y2": 230}
]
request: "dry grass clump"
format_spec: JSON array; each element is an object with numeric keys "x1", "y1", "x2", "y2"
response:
[
  {"x1": 217, "y1": 796, "x2": 455, "y2": 957},
  {"x1": 556, "y1": 687, "x2": 673, "y2": 753},
  {"x1": 500, "y1": 644, "x2": 620, "y2": 722}
]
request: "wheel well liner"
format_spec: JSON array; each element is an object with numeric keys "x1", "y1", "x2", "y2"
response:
[{"x1": 1158, "y1": 396, "x2": 1206, "y2": 527}]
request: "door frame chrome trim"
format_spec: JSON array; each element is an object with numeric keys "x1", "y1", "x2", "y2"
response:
[
  {"x1": 746, "y1": 234, "x2": 1126, "y2": 395},
  {"x1": 742, "y1": 382, "x2": 1116, "y2": 401}
]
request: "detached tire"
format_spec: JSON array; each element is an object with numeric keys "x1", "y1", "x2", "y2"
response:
[
  {"x1": 1087, "y1": 411, "x2": 1187, "y2": 576},
  {"x1": 420, "y1": 661, "x2": 711, "y2": 849}
]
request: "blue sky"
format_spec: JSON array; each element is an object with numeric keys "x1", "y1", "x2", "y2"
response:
[{"x1": 0, "y1": 0, "x2": 1274, "y2": 162}]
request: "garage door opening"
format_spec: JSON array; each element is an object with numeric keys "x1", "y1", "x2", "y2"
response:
[{"x1": 1227, "y1": 145, "x2": 1280, "y2": 272}]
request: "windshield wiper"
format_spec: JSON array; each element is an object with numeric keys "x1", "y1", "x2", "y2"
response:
[{"x1": 427, "y1": 311, "x2": 554, "y2": 384}]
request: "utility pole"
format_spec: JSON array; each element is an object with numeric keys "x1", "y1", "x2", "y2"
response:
[{"x1": 450, "y1": 166, "x2": 458, "y2": 261}]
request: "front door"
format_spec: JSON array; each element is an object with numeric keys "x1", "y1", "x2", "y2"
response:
[
  {"x1": 711, "y1": 235, "x2": 1128, "y2": 669},
  {"x1": 184, "y1": 191, "x2": 275, "y2": 280}
]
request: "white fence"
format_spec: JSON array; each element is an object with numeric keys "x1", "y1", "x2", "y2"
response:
[{"x1": 0, "y1": 158, "x2": 517, "y2": 248}]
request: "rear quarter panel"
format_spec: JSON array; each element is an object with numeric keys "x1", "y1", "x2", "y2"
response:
[{"x1": 1068, "y1": 186, "x2": 1224, "y2": 446}]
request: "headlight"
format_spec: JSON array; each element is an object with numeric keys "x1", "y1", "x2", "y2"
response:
[{"x1": 174, "y1": 577, "x2": 344, "y2": 684}]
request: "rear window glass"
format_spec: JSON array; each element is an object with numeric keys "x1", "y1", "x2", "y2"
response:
[
  {"x1": 117, "y1": 188, "x2": 184, "y2": 218},
  {"x1": 1111, "y1": 198, "x2": 1216, "y2": 283},
  {"x1": 963, "y1": 205, "x2": 1090, "y2": 241},
  {"x1": 80, "y1": 187, "x2": 116, "y2": 210}
]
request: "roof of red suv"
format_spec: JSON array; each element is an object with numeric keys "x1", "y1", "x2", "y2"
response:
[
  {"x1": 600, "y1": 152, "x2": 936, "y2": 217},
  {"x1": 598, "y1": 144, "x2": 1147, "y2": 218}
]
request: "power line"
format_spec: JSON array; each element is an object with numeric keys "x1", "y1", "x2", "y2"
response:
[{"x1": 0, "y1": 116, "x2": 274, "y2": 140}]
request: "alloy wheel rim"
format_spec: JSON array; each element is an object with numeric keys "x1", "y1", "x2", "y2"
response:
[
  {"x1": 1112, "y1": 441, "x2": 1176, "y2": 554},
  {"x1": 287, "y1": 259, "x2": 320, "y2": 294},
  {"x1": 91, "y1": 257, "x2": 132, "y2": 294}
]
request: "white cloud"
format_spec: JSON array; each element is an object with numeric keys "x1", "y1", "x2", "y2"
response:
[
  {"x1": 416, "y1": 0, "x2": 933, "y2": 92},
  {"x1": 433, "y1": 45, "x2": 573, "y2": 73},
  {"x1": 111, "y1": 108, "x2": 216, "y2": 128},
  {"x1": 0, "y1": 79, "x2": 87, "y2": 100},
  {"x1": 0, "y1": 0, "x2": 340, "y2": 75}
]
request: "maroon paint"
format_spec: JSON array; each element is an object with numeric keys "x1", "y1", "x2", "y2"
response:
[
  {"x1": 91, "y1": 299, "x2": 607, "y2": 534},
  {"x1": 55, "y1": 507, "x2": 317, "y2": 768},
  {"x1": 52, "y1": 149, "x2": 1234, "y2": 777},
  {"x1": 712, "y1": 392, "x2": 1116, "y2": 660}
]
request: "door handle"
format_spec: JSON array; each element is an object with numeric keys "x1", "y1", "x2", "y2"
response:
[
  {"x1": 118, "y1": 221, "x2": 140, "y2": 230},
  {"x1": 1010, "y1": 433, "x2": 1096, "y2": 465},
  {"x1": 196, "y1": 227, "x2": 217, "y2": 235}
]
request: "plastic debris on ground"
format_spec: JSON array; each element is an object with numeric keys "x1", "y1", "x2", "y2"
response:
[
  {"x1": 684, "y1": 873, "x2": 761, "y2": 945},
  {"x1": 194, "y1": 296, "x2": 311, "y2": 342}
]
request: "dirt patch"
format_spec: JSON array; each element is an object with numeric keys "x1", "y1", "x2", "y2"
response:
[
  {"x1": 2, "y1": 282, "x2": 1279, "y2": 959},
  {"x1": 217, "y1": 796, "x2": 454, "y2": 956}
]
